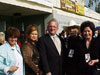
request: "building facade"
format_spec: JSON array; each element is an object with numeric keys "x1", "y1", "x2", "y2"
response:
[{"x1": 0, "y1": 0, "x2": 100, "y2": 35}]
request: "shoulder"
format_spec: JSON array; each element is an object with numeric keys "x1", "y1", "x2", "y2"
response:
[
  {"x1": 37, "y1": 34, "x2": 50, "y2": 46},
  {"x1": 58, "y1": 35, "x2": 64, "y2": 42},
  {"x1": 92, "y1": 37, "x2": 100, "y2": 45},
  {"x1": 0, "y1": 42, "x2": 9, "y2": 50},
  {"x1": 38, "y1": 34, "x2": 49, "y2": 41},
  {"x1": 0, "y1": 43, "x2": 8, "y2": 56},
  {"x1": 40, "y1": 34, "x2": 49, "y2": 38},
  {"x1": 23, "y1": 41, "x2": 30, "y2": 46},
  {"x1": 21, "y1": 41, "x2": 31, "y2": 49},
  {"x1": 0, "y1": 44, "x2": 5, "y2": 51}
]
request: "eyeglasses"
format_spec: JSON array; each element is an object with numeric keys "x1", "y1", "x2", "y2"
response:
[{"x1": 48, "y1": 26, "x2": 57, "y2": 28}]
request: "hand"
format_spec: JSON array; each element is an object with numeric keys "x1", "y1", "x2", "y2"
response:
[
  {"x1": 8, "y1": 66, "x2": 19, "y2": 72},
  {"x1": 39, "y1": 71, "x2": 42, "y2": 75},
  {"x1": 88, "y1": 59, "x2": 99, "y2": 66},
  {"x1": 46, "y1": 72, "x2": 52, "y2": 75},
  {"x1": 37, "y1": 71, "x2": 42, "y2": 75}
]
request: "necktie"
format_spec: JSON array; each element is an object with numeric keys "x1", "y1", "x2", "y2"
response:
[{"x1": 53, "y1": 36, "x2": 61, "y2": 55}]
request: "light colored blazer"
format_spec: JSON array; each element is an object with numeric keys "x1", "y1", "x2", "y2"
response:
[{"x1": 0, "y1": 41, "x2": 25, "y2": 75}]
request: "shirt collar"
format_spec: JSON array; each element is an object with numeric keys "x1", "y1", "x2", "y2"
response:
[{"x1": 49, "y1": 33, "x2": 57, "y2": 37}]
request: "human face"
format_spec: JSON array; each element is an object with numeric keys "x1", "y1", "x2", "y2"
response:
[
  {"x1": 70, "y1": 28, "x2": 79, "y2": 37},
  {"x1": 83, "y1": 27, "x2": 93, "y2": 40},
  {"x1": 29, "y1": 30, "x2": 38, "y2": 41},
  {"x1": 8, "y1": 37, "x2": 18, "y2": 47},
  {"x1": 48, "y1": 21, "x2": 58, "y2": 35}
]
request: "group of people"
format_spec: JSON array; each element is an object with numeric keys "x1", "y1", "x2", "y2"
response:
[
  {"x1": 0, "y1": 18, "x2": 100, "y2": 75},
  {"x1": 63, "y1": 21, "x2": 100, "y2": 75}
]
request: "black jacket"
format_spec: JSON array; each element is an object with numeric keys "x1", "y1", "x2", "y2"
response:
[
  {"x1": 37, "y1": 34, "x2": 65, "y2": 75},
  {"x1": 64, "y1": 36, "x2": 81, "y2": 74},
  {"x1": 77, "y1": 37, "x2": 100, "y2": 75}
]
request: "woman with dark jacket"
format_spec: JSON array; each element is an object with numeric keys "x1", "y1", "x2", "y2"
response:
[
  {"x1": 77, "y1": 21, "x2": 100, "y2": 75},
  {"x1": 21, "y1": 24, "x2": 42, "y2": 75}
]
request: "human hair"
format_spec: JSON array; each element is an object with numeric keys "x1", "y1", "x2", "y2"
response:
[
  {"x1": 80, "y1": 21, "x2": 95, "y2": 36},
  {"x1": 26, "y1": 24, "x2": 38, "y2": 38},
  {"x1": 0, "y1": 32, "x2": 5, "y2": 44},
  {"x1": 48, "y1": 18, "x2": 59, "y2": 27},
  {"x1": 5, "y1": 27, "x2": 20, "y2": 40}
]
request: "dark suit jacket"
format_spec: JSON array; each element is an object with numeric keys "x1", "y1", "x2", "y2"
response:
[
  {"x1": 64, "y1": 36, "x2": 81, "y2": 74},
  {"x1": 37, "y1": 34, "x2": 65, "y2": 75},
  {"x1": 77, "y1": 37, "x2": 100, "y2": 75}
]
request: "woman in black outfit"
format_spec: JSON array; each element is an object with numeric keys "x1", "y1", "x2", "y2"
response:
[{"x1": 78, "y1": 21, "x2": 100, "y2": 75}]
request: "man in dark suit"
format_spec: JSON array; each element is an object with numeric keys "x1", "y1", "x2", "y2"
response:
[{"x1": 37, "y1": 19, "x2": 65, "y2": 75}]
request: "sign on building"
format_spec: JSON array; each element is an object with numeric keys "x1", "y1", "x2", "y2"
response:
[{"x1": 61, "y1": 0, "x2": 85, "y2": 15}]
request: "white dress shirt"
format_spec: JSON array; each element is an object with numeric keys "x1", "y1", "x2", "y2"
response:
[
  {"x1": 12, "y1": 46, "x2": 23, "y2": 75},
  {"x1": 50, "y1": 34, "x2": 61, "y2": 55}
]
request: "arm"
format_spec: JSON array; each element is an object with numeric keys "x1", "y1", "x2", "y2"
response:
[
  {"x1": 37, "y1": 38, "x2": 51, "y2": 74},
  {"x1": 88, "y1": 41, "x2": 100, "y2": 66},
  {"x1": 88, "y1": 59, "x2": 99, "y2": 66},
  {"x1": 8, "y1": 66, "x2": 18, "y2": 72},
  {"x1": 0, "y1": 48, "x2": 18, "y2": 74},
  {"x1": 46, "y1": 72, "x2": 52, "y2": 75},
  {"x1": 0, "y1": 54, "x2": 10, "y2": 74},
  {"x1": 21, "y1": 43, "x2": 40, "y2": 74}
]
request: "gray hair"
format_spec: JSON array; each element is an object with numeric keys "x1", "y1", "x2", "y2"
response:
[{"x1": 0, "y1": 32, "x2": 5, "y2": 43}]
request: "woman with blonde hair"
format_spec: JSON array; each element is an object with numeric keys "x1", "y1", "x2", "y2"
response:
[{"x1": 21, "y1": 24, "x2": 42, "y2": 75}]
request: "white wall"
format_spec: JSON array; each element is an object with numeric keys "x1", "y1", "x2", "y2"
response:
[
  {"x1": 0, "y1": 0, "x2": 52, "y2": 13},
  {"x1": 85, "y1": 7, "x2": 100, "y2": 21},
  {"x1": 53, "y1": 8, "x2": 100, "y2": 34}
]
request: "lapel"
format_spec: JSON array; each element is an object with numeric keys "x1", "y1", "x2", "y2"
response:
[
  {"x1": 5, "y1": 42, "x2": 17, "y2": 65},
  {"x1": 58, "y1": 36, "x2": 63, "y2": 54},
  {"x1": 16, "y1": 43, "x2": 22, "y2": 55},
  {"x1": 46, "y1": 34, "x2": 61, "y2": 55},
  {"x1": 81, "y1": 37, "x2": 95, "y2": 53}
]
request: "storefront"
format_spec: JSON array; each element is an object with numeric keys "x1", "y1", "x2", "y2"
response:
[
  {"x1": 49, "y1": 0, "x2": 100, "y2": 34},
  {"x1": 0, "y1": 0, "x2": 52, "y2": 36},
  {"x1": 0, "y1": 0, "x2": 100, "y2": 36}
]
